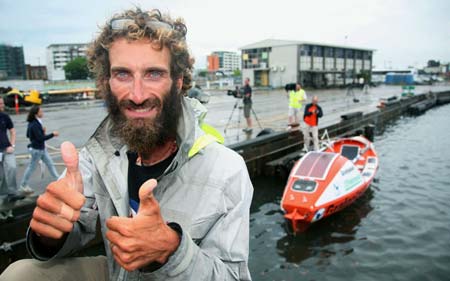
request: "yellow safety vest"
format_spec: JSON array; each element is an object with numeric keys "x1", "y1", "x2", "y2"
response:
[{"x1": 289, "y1": 89, "x2": 306, "y2": 109}]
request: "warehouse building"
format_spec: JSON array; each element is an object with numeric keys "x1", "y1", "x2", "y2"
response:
[{"x1": 240, "y1": 39, "x2": 374, "y2": 88}]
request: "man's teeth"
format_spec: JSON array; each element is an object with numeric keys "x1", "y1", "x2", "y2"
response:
[{"x1": 134, "y1": 108, "x2": 152, "y2": 113}]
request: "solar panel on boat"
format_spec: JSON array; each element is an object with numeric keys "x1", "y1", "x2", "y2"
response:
[{"x1": 295, "y1": 152, "x2": 336, "y2": 179}]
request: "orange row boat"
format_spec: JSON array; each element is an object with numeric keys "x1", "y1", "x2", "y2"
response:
[{"x1": 280, "y1": 136, "x2": 378, "y2": 233}]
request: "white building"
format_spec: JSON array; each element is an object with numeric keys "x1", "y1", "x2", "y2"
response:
[
  {"x1": 240, "y1": 39, "x2": 374, "y2": 88},
  {"x1": 46, "y1": 43, "x2": 88, "y2": 81},
  {"x1": 212, "y1": 51, "x2": 241, "y2": 75}
]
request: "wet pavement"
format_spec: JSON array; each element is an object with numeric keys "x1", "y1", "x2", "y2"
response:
[{"x1": 2, "y1": 83, "x2": 450, "y2": 199}]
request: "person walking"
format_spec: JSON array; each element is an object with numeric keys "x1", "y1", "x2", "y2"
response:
[
  {"x1": 303, "y1": 96, "x2": 323, "y2": 151},
  {"x1": 288, "y1": 83, "x2": 307, "y2": 129},
  {"x1": 19, "y1": 105, "x2": 59, "y2": 193}
]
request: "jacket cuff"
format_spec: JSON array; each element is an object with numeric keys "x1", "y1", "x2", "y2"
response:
[
  {"x1": 27, "y1": 224, "x2": 83, "y2": 261},
  {"x1": 26, "y1": 228, "x2": 50, "y2": 261},
  {"x1": 26, "y1": 206, "x2": 98, "y2": 261},
  {"x1": 140, "y1": 223, "x2": 199, "y2": 278}
]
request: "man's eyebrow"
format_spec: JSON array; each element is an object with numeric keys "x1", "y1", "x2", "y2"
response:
[
  {"x1": 110, "y1": 66, "x2": 170, "y2": 74},
  {"x1": 110, "y1": 66, "x2": 130, "y2": 73},
  {"x1": 144, "y1": 66, "x2": 170, "y2": 73}
]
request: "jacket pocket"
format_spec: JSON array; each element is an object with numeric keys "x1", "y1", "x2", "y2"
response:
[{"x1": 189, "y1": 213, "x2": 223, "y2": 245}]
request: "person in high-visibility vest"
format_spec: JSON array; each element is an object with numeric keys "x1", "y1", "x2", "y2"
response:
[
  {"x1": 288, "y1": 83, "x2": 307, "y2": 128},
  {"x1": 303, "y1": 95, "x2": 323, "y2": 151}
]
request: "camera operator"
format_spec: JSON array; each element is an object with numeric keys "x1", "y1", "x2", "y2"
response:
[{"x1": 242, "y1": 78, "x2": 252, "y2": 132}]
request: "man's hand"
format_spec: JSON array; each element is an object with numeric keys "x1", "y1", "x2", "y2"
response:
[
  {"x1": 53, "y1": 131, "x2": 60, "y2": 137},
  {"x1": 106, "y1": 179, "x2": 180, "y2": 272},
  {"x1": 30, "y1": 141, "x2": 85, "y2": 239},
  {"x1": 6, "y1": 146, "x2": 14, "y2": 153}
]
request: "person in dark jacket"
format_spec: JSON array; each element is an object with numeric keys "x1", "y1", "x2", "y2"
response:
[
  {"x1": 303, "y1": 96, "x2": 323, "y2": 151},
  {"x1": 19, "y1": 105, "x2": 59, "y2": 193}
]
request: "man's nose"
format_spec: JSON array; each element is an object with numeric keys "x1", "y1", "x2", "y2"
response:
[{"x1": 130, "y1": 78, "x2": 145, "y2": 103}]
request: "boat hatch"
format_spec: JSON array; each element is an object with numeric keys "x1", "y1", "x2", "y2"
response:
[
  {"x1": 291, "y1": 179, "x2": 317, "y2": 193},
  {"x1": 341, "y1": 145, "x2": 359, "y2": 161},
  {"x1": 295, "y1": 152, "x2": 337, "y2": 180}
]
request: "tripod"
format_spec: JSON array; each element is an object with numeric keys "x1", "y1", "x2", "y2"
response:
[
  {"x1": 345, "y1": 84, "x2": 360, "y2": 107},
  {"x1": 224, "y1": 98, "x2": 262, "y2": 140}
]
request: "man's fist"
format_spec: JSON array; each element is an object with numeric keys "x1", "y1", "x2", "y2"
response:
[{"x1": 30, "y1": 141, "x2": 85, "y2": 239}]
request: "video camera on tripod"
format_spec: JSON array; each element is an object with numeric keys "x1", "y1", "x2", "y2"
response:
[
  {"x1": 227, "y1": 87, "x2": 244, "y2": 99},
  {"x1": 284, "y1": 83, "x2": 296, "y2": 92}
]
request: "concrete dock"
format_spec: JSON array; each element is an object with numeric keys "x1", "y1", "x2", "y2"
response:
[{"x1": 2, "y1": 83, "x2": 450, "y2": 198}]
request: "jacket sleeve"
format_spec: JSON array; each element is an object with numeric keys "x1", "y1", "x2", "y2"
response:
[
  {"x1": 317, "y1": 105, "x2": 323, "y2": 118},
  {"x1": 29, "y1": 121, "x2": 54, "y2": 143},
  {"x1": 141, "y1": 158, "x2": 254, "y2": 281},
  {"x1": 304, "y1": 104, "x2": 312, "y2": 116},
  {"x1": 26, "y1": 147, "x2": 99, "y2": 260}
]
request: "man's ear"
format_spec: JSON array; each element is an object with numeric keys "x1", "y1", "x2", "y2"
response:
[
  {"x1": 176, "y1": 77, "x2": 183, "y2": 91},
  {"x1": 98, "y1": 78, "x2": 110, "y2": 99}
]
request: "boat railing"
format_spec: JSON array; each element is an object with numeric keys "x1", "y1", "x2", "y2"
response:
[{"x1": 319, "y1": 129, "x2": 335, "y2": 152}]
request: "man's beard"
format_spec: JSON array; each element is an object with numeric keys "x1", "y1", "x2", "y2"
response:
[{"x1": 106, "y1": 83, "x2": 181, "y2": 156}]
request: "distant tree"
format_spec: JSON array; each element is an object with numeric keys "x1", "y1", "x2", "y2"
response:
[
  {"x1": 198, "y1": 70, "x2": 208, "y2": 78},
  {"x1": 427, "y1": 60, "x2": 440, "y2": 67},
  {"x1": 64, "y1": 57, "x2": 89, "y2": 80},
  {"x1": 232, "y1": 69, "x2": 241, "y2": 77}
]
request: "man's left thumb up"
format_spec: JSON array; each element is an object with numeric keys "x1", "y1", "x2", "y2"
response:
[{"x1": 138, "y1": 179, "x2": 158, "y2": 216}]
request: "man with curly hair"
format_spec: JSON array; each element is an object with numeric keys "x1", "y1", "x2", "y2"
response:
[{"x1": 1, "y1": 8, "x2": 253, "y2": 281}]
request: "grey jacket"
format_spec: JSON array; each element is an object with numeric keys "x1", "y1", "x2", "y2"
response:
[{"x1": 28, "y1": 98, "x2": 253, "y2": 280}]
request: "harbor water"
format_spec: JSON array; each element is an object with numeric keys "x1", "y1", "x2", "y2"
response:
[{"x1": 249, "y1": 104, "x2": 450, "y2": 281}]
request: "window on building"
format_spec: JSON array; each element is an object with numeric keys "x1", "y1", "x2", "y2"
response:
[
  {"x1": 346, "y1": 49, "x2": 354, "y2": 58},
  {"x1": 355, "y1": 50, "x2": 363, "y2": 59},
  {"x1": 300, "y1": 45, "x2": 311, "y2": 56},
  {"x1": 324, "y1": 47, "x2": 334, "y2": 58},
  {"x1": 335, "y1": 48, "x2": 344, "y2": 58},
  {"x1": 312, "y1": 46, "x2": 323, "y2": 57},
  {"x1": 363, "y1": 51, "x2": 372, "y2": 60}
]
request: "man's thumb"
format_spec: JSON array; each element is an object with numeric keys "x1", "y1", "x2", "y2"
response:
[
  {"x1": 138, "y1": 179, "x2": 158, "y2": 215},
  {"x1": 61, "y1": 141, "x2": 82, "y2": 192}
]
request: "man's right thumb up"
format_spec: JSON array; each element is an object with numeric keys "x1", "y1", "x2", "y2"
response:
[{"x1": 61, "y1": 141, "x2": 83, "y2": 193}]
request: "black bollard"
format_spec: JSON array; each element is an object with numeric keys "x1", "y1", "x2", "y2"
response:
[{"x1": 364, "y1": 124, "x2": 375, "y2": 142}]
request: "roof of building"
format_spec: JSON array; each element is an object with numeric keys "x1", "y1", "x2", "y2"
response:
[
  {"x1": 47, "y1": 43, "x2": 88, "y2": 48},
  {"x1": 212, "y1": 51, "x2": 239, "y2": 54},
  {"x1": 239, "y1": 39, "x2": 375, "y2": 52}
]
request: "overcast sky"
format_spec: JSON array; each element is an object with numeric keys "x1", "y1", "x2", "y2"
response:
[{"x1": 1, "y1": 0, "x2": 449, "y2": 70}]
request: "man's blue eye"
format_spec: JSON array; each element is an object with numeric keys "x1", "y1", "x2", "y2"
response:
[
  {"x1": 117, "y1": 72, "x2": 129, "y2": 78},
  {"x1": 147, "y1": 71, "x2": 163, "y2": 79},
  {"x1": 112, "y1": 71, "x2": 130, "y2": 80}
]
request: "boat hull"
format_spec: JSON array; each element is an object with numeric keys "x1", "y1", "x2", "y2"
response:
[{"x1": 281, "y1": 136, "x2": 378, "y2": 233}]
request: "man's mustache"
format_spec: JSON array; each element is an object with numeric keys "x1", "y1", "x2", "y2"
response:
[{"x1": 119, "y1": 98, "x2": 161, "y2": 110}]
